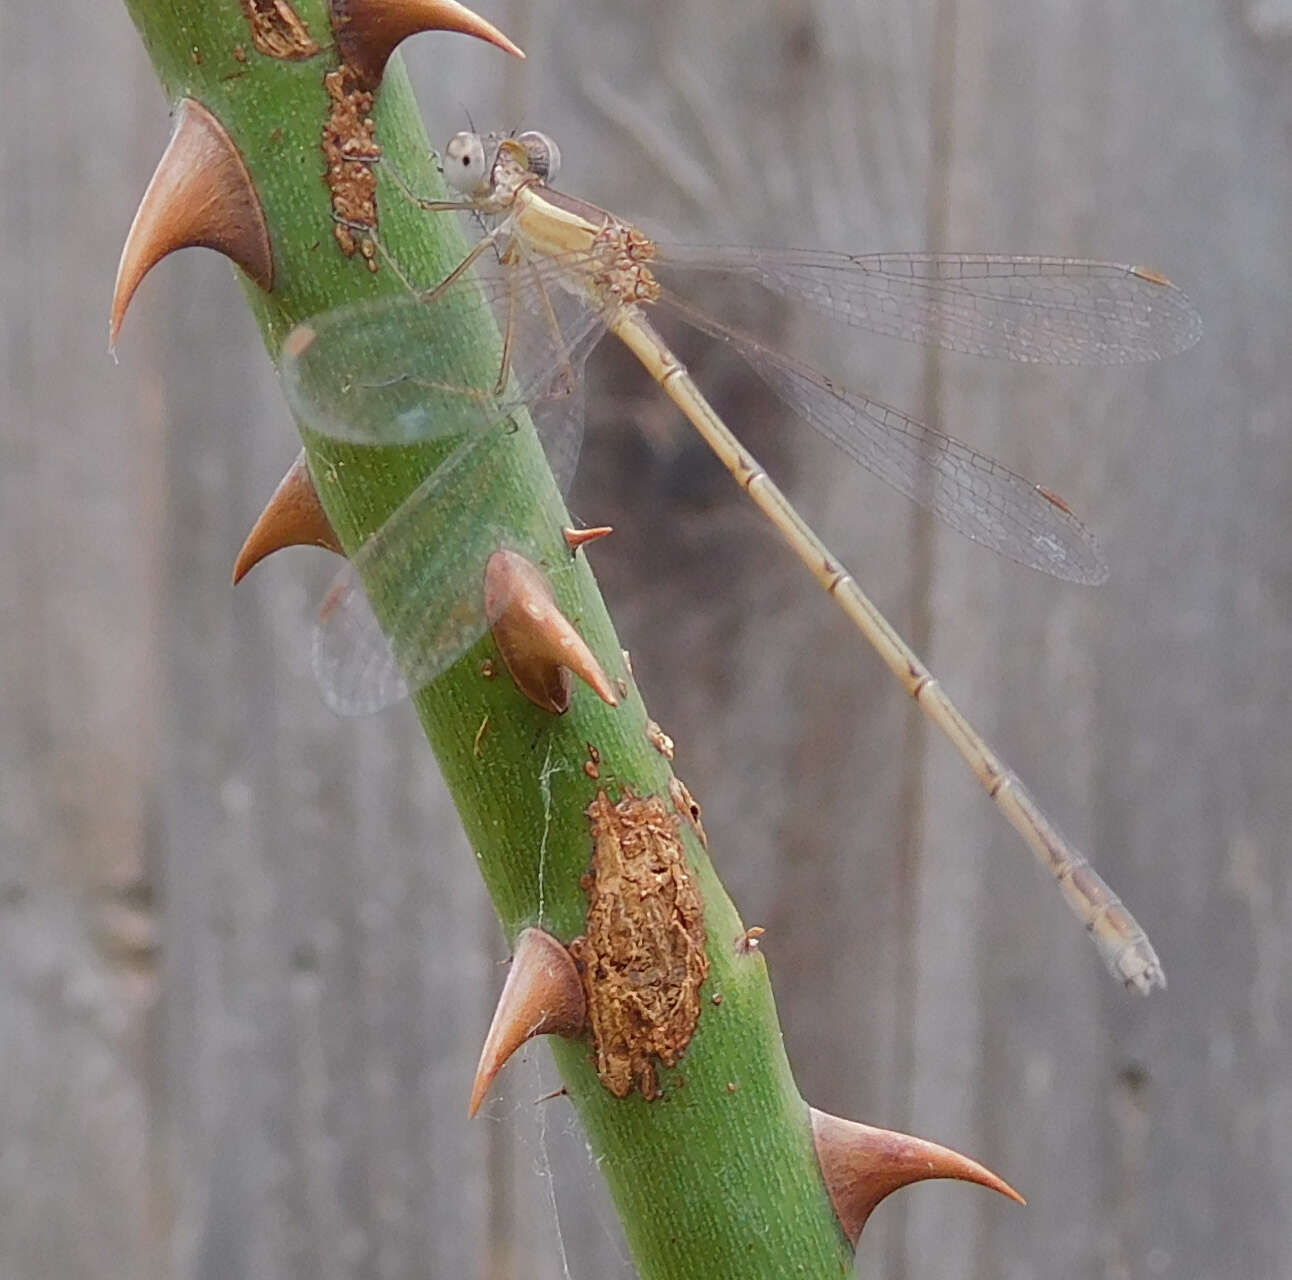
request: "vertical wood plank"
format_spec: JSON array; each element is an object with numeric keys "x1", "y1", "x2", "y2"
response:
[{"x1": 5, "y1": 0, "x2": 1290, "y2": 1276}]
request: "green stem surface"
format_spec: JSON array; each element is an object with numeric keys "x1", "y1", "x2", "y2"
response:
[{"x1": 119, "y1": 2, "x2": 854, "y2": 1273}]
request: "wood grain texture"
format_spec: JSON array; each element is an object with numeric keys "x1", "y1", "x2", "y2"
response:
[{"x1": 2, "y1": 0, "x2": 1288, "y2": 1276}]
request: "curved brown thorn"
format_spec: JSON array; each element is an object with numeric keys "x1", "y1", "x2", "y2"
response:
[
  {"x1": 335, "y1": 0, "x2": 525, "y2": 87},
  {"x1": 563, "y1": 525, "x2": 613, "y2": 552},
  {"x1": 469, "y1": 928, "x2": 586, "y2": 1118},
  {"x1": 233, "y1": 449, "x2": 344, "y2": 584},
  {"x1": 111, "y1": 100, "x2": 273, "y2": 349},
  {"x1": 484, "y1": 549, "x2": 618, "y2": 714},
  {"x1": 810, "y1": 1107, "x2": 1024, "y2": 1244}
]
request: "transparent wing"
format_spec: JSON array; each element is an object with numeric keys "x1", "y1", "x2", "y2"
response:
[
  {"x1": 313, "y1": 566, "x2": 410, "y2": 717},
  {"x1": 656, "y1": 245, "x2": 1202, "y2": 365},
  {"x1": 281, "y1": 259, "x2": 606, "y2": 457},
  {"x1": 312, "y1": 431, "x2": 536, "y2": 716},
  {"x1": 283, "y1": 259, "x2": 604, "y2": 714},
  {"x1": 513, "y1": 262, "x2": 599, "y2": 489},
  {"x1": 533, "y1": 371, "x2": 588, "y2": 492},
  {"x1": 661, "y1": 293, "x2": 1108, "y2": 584},
  {"x1": 291, "y1": 236, "x2": 1167, "y2": 710}
]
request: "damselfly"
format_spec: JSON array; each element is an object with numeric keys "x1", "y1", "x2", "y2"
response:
[{"x1": 283, "y1": 129, "x2": 1201, "y2": 992}]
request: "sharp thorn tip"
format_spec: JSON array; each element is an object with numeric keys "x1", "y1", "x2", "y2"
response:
[
  {"x1": 469, "y1": 928, "x2": 585, "y2": 1117},
  {"x1": 233, "y1": 450, "x2": 342, "y2": 584},
  {"x1": 484, "y1": 549, "x2": 617, "y2": 713},
  {"x1": 811, "y1": 1107, "x2": 1024, "y2": 1243},
  {"x1": 111, "y1": 100, "x2": 272, "y2": 342}
]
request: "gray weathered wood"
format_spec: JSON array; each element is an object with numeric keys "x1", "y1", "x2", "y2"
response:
[{"x1": 2, "y1": 0, "x2": 1289, "y2": 1275}]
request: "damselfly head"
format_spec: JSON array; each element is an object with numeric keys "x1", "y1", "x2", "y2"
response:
[
  {"x1": 515, "y1": 130, "x2": 561, "y2": 183},
  {"x1": 443, "y1": 131, "x2": 490, "y2": 194}
]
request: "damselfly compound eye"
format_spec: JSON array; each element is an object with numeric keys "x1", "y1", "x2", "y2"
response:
[
  {"x1": 444, "y1": 132, "x2": 488, "y2": 194},
  {"x1": 516, "y1": 130, "x2": 561, "y2": 182}
]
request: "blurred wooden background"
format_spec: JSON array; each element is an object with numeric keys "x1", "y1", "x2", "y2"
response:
[{"x1": 2, "y1": 0, "x2": 1290, "y2": 1276}]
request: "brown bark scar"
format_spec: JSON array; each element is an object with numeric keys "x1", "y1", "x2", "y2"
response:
[
  {"x1": 322, "y1": 67, "x2": 380, "y2": 267},
  {"x1": 668, "y1": 775, "x2": 708, "y2": 849},
  {"x1": 239, "y1": 0, "x2": 321, "y2": 59},
  {"x1": 646, "y1": 720, "x2": 675, "y2": 760},
  {"x1": 569, "y1": 789, "x2": 709, "y2": 1100}
]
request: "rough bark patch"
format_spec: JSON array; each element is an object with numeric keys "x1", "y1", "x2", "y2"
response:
[
  {"x1": 322, "y1": 67, "x2": 379, "y2": 266},
  {"x1": 239, "y1": 0, "x2": 320, "y2": 59},
  {"x1": 570, "y1": 789, "x2": 709, "y2": 1099},
  {"x1": 668, "y1": 775, "x2": 708, "y2": 849},
  {"x1": 646, "y1": 719, "x2": 675, "y2": 759}
]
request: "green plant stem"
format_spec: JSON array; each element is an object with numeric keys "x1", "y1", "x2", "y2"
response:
[{"x1": 118, "y1": 2, "x2": 854, "y2": 1273}]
